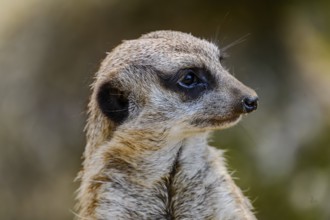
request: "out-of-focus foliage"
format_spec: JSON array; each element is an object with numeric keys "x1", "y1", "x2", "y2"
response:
[{"x1": 1, "y1": 0, "x2": 329, "y2": 219}]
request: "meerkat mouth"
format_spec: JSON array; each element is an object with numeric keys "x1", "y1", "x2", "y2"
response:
[{"x1": 191, "y1": 115, "x2": 242, "y2": 129}]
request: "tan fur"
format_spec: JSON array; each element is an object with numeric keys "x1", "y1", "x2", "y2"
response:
[{"x1": 76, "y1": 30, "x2": 258, "y2": 220}]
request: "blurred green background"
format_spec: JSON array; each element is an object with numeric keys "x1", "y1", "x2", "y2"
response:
[{"x1": 1, "y1": 0, "x2": 330, "y2": 219}]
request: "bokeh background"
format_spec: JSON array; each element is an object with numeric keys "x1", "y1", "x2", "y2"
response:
[{"x1": 1, "y1": 0, "x2": 330, "y2": 219}]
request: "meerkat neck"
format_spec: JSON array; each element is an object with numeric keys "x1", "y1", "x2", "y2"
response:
[
  {"x1": 97, "y1": 129, "x2": 210, "y2": 184},
  {"x1": 77, "y1": 129, "x2": 209, "y2": 216}
]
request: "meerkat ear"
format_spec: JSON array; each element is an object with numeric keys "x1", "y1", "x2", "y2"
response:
[{"x1": 97, "y1": 82, "x2": 129, "y2": 124}]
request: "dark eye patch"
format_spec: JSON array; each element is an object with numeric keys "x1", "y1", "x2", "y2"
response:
[{"x1": 158, "y1": 67, "x2": 216, "y2": 101}]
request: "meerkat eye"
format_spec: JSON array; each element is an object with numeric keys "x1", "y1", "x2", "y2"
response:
[
  {"x1": 178, "y1": 70, "x2": 200, "y2": 88},
  {"x1": 158, "y1": 67, "x2": 215, "y2": 101}
]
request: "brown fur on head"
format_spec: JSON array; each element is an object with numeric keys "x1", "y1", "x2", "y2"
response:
[{"x1": 86, "y1": 31, "x2": 257, "y2": 149}]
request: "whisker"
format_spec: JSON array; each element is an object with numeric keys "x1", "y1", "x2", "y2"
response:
[
  {"x1": 221, "y1": 33, "x2": 251, "y2": 52},
  {"x1": 213, "y1": 11, "x2": 231, "y2": 44}
]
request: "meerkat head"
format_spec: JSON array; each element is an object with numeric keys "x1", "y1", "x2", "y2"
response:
[{"x1": 88, "y1": 30, "x2": 258, "y2": 142}]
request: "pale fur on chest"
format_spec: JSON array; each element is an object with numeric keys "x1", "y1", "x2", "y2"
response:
[{"x1": 79, "y1": 131, "x2": 255, "y2": 220}]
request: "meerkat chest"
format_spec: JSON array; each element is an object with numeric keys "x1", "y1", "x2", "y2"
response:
[{"x1": 95, "y1": 145, "x2": 222, "y2": 219}]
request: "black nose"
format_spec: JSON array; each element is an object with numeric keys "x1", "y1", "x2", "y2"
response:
[{"x1": 242, "y1": 96, "x2": 258, "y2": 113}]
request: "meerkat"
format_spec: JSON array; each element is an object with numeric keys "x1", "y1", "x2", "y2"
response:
[{"x1": 75, "y1": 30, "x2": 258, "y2": 220}]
